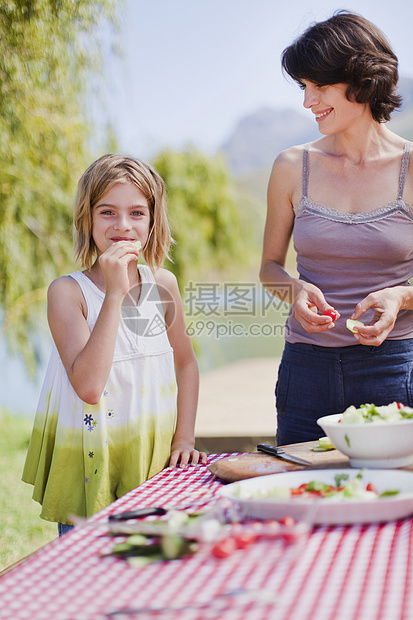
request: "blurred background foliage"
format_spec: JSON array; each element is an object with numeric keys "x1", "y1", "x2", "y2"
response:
[
  {"x1": 0, "y1": 0, "x2": 260, "y2": 375},
  {"x1": 0, "y1": 0, "x2": 119, "y2": 372},
  {"x1": 153, "y1": 147, "x2": 254, "y2": 287}
]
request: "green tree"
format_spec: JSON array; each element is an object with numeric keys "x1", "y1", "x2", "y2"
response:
[
  {"x1": 153, "y1": 147, "x2": 250, "y2": 287},
  {"x1": 0, "y1": 0, "x2": 119, "y2": 373}
]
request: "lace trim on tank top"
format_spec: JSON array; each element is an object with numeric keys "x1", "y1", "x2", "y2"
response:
[{"x1": 294, "y1": 142, "x2": 413, "y2": 223}]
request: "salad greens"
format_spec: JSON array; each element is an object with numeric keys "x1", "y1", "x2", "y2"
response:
[{"x1": 340, "y1": 402, "x2": 413, "y2": 424}]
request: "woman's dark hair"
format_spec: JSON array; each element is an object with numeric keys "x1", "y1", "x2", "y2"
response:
[{"x1": 281, "y1": 11, "x2": 401, "y2": 122}]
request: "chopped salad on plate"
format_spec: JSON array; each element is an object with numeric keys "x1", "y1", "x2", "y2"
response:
[{"x1": 231, "y1": 471, "x2": 399, "y2": 503}]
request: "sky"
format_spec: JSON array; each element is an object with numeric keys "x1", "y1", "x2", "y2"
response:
[
  {"x1": 4, "y1": 0, "x2": 413, "y2": 414},
  {"x1": 97, "y1": 0, "x2": 413, "y2": 159}
]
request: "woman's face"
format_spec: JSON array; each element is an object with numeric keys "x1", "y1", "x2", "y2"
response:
[{"x1": 301, "y1": 81, "x2": 370, "y2": 134}]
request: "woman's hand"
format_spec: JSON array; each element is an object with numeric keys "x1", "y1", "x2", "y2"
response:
[
  {"x1": 169, "y1": 441, "x2": 208, "y2": 469},
  {"x1": 293, "y1": 281, "x2": 340, "y2": 332},
  {"x1": 349, "y1": 287, "x2": 405, "y2": 346}
]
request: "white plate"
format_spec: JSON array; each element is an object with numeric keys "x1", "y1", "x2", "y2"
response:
[{"x1": 220, "y1": 469, "x2": 413, "y2": 525}]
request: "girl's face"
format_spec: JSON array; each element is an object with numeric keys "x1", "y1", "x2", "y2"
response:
[
  {"x1": 92, "y1": 181, "x2": 151, "y2": 256},
  {"x1": 302, "y1": 81, "x2": 369, "y2": 134}
]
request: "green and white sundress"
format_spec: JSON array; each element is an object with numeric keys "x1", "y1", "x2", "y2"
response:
[{"x1": 22, "y1": 266, "x2": 177, "y2": 525}]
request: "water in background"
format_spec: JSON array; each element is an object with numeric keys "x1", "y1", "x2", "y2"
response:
[{"x1": 1, "y1": 299, "x2": 290, "y2": 416}]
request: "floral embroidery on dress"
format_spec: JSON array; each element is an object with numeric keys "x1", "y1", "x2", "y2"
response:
[{"x1": 106, "y1": 409, "x2": 115, "y2": 419}]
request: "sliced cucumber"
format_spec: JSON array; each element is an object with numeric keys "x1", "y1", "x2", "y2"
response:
[{"x1": 346, "y1": 318, "x2": 364, "y2": 333}]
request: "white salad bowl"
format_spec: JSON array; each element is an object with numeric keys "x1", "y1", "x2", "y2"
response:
[{"x1": 317, "y1": 413, "x2": 413, "y2": 468}]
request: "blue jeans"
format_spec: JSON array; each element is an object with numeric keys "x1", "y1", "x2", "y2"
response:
[
  {"x1": 58, "y1": 523, "x2": 74, "y2": 537},
  {"x1": 275, "y1": 339, "x2": 413, "y2": 446}
]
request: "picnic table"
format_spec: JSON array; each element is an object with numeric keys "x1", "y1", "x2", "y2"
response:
[{"x1": 0, "y1": 445, "x2": 412, "y2": 620}]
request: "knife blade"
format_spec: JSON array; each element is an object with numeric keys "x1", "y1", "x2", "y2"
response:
[{"x1": 257, "y1": 443, "x2": 311, "y2": 466}]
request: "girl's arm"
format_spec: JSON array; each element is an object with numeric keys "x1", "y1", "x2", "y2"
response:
[
  {"x1": 156, "y1": 269, "x2": 208, "y2": 468},
  {"x1": 48, "y1": 242, "x2": 139, "y2": 404},
  {"x1": 259, "y1": 147, "x2": 338, "y2": 332}
]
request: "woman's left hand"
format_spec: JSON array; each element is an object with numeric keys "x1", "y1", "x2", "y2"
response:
[
  {"x1": 169, "y1": 442, "x2": 208, "y2": 468},
  {"x1": 350, "y1": 287, "x2": 405, "y2": 345}
]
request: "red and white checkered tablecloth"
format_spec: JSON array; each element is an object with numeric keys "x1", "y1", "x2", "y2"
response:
[{"x1": 1, "y1": 454, "x2": 413, "y2": 620}]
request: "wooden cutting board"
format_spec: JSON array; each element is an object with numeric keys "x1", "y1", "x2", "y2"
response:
[{"x1": 208, "y1": 441, "x2": 350, "y2": 482}]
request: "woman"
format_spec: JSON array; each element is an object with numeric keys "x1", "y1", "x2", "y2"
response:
[{"x1": 260, "y1": 11, "x2": 413, "y2": 445}]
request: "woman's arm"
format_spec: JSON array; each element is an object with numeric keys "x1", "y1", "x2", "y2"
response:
[
  {"x1": 156, "y1": 269, "x2": 208, "y2": 468},
  {"x1": 349, "y1": 151, "x2": 413, "y2": 345},
  {"x1": 260, "y1": 148, "x2": 338, "y2": 332}
]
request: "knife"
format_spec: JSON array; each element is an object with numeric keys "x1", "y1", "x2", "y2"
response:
[
  {"x1": 108, "y1": 507, "x2": 167, "y2": 521},
  {"x1": 257, "y1": 443, "x2": 311, "y2": 466}
]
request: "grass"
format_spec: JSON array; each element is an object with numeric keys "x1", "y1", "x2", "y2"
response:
[{"x1": 0, "y1": 411, "x2": 57, "y2": 573}]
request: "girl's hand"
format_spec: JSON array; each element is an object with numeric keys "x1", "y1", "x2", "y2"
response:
[
  {"x1": 294, "y1": 281, "x2": 340, "y2": 332},
  {"x1": 99, "y1": 241, "x2": 140, "y2": 297},
  {"x1": 349, "y1": 287, "x2": 404, "y2": 346},
  {"x1": 169, "y1": 442, "x2": 208, "y2": 469}
]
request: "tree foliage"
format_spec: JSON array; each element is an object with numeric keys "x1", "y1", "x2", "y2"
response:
[
  {"x1": 0, "y1": 0, "x2": 119, "y2": 372},
  {"x1": 152, "y1": 147, "x2": 250, "y2": 287}
]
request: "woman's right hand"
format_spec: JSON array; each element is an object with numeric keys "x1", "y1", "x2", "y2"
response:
[
  {"x1": 293, "y1": 280, "x2": 339, "y2": 332},
  {"x1": 99, "y1": 241, "x2": 140, "y2": 298}
]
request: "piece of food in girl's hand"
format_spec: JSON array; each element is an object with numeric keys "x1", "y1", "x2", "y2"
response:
[
  {"x1": 346, "y1": 318, "x2": 365, "y2": 333},
  {"x1": 134, "y1": 240, "x2": 142, "y2": 251},
  {"x1": 322, "y1": 309, "x2": 338, "y2": 321}
]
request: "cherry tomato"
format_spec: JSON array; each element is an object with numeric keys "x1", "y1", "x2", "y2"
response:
[
  {"x1": 212, "y1": 537, "x2": 237, "y2": 558},
  {"x1": 280, "y1": 515, "x2": 295, "y2": 527},
  {"x1": 234, "y1": 532, "x2": 257, "y2": 549},
  {"x1": 366, "y1": 483, "x2": 378, "y2": 494},
  {"x1": 291, "y1": 487, "x2": 305, "y2": 496},
  {"x1": 323, "y1": 309, "x2": 338, "y2": 321},
  {"x1": 291, "y1": 484, "x2": 307, "y2": 495},
  {"x1": 265, "y1": 520, "x2": 280, "y2": 533},
  {"x1": 397, "y1": 402, "x2": 404, "y2": 409}
]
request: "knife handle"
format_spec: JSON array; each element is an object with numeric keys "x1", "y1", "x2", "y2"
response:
[
  {"x1": 109, "y1": 507, "x2": 167, "y2": 521},
  {"x1": 257, "y1": 443, "x2": 278, "y2": 456}
]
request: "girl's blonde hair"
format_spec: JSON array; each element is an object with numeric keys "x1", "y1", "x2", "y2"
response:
[{"x1": 73, "y1": 154, "x2": 172, "y2": 269}]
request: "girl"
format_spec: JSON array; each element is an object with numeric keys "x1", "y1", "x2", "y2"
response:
[
  {"x1": 23, "y1": 154, "x2": 207, "y2": 535},
  {"x1": 260, "y1": 12, "x2": 413, "y2": 445}
]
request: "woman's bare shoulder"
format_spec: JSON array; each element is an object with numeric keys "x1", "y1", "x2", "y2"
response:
[
  {"x1": 270, "y1": 143, "x2": 311, "y2": 185},
  {"x1": 268, "y1": 144, "x2": 310, "y2": 200},
  {"x1": 272, "y1": 143, "x2": 307, "y2": 167}
]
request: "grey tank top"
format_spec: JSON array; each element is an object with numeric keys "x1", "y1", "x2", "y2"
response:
[{"x1": 285, "y1": 142, "x2": 413, "y2": 346}]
